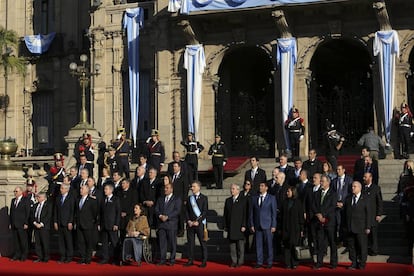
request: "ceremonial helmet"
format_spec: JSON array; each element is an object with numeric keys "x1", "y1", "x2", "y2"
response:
[
  {"x1": 151, "y1": 129, "x2": 159, "y2": 136},
  {"x1": 54, "y1": 152, "x2": 64, "y2": 162}
]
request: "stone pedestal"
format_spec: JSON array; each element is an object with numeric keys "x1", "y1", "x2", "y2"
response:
[
  {"x1": 64, "y1": 122, "x2": 101, "y2": 180},
  {"x1": 0, "y1": 168, "x2": 25, "y2": 257}
]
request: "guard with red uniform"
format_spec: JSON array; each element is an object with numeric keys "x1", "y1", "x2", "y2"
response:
[
  {"x1": 146, "y1": 129, "x2": 165, "y2": 173},
  {"x1": 285, "y1": 107, "x2": 305, "y2": 158}
]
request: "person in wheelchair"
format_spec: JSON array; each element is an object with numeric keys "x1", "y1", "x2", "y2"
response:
[{"x1": 122, "y1": 204, "x2": 150, "y2": 266}]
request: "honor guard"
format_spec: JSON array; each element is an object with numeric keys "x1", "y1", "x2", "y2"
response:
[
  {"x1": 208, "y1": 134, "x2": 228, "y2": 189},
  {"x1": 24, "y1": 177, "x2": 37, "y2": 208},
  {"x1": 47, "y1": 153, "x2": 66, "y2": 199},
  {"x1": 112, "y1": 127, "x2": 131, "y2": 179},
  {"x1": 397, "y1": 103, "x2": 413, "y2": 159},
  {"x1": 181, "y1": 132, "x2": 204, "y2": 181},
  {"x1": 146, "y1": 129, "x2": 165, "y2": 173},
  {"x1": 74, "y1": 133, "x2": 95, "y2": 165},
  {"x1": 285, "y1": 107, "x2": 305, "y2": 158},
  {"x1": 104, "y1": 146, "x2": 119, "y2": 176}
]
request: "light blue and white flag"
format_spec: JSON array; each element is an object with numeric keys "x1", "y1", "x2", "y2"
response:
[
  {"x1": 277, "y1": 37, "x2": 297, "y2": 151},
  {"x1": 373, "y1": 30, "x2": 399, "y2": 143},
  {"x1": 184, "y1": 44, "x2": 206, "y2": 140},
  {"x1": 24, "y1": 32, "x2": 56, "y2": 54},
  {"x1": 123, "y1": 7, "x2": 144, "y2": 147}
]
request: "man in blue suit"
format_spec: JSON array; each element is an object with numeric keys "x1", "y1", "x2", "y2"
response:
[
  {"x1": 249, "y1": 182, "x2": 277, "y2": 269},
  {"x1": 155, "y1": 183, "x2": 182, "y2": 266}
]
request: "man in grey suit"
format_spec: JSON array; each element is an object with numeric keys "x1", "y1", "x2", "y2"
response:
[
  {"x1": 249, "y1": 182, "x2": 277, "y2": 269},
  {"x1": 155, "y1": 183, "x2": 182, "y2": 266}
]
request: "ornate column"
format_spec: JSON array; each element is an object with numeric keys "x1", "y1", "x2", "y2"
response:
[{"x1": 295, "y1": 69, "x2": 312, "y2": 157}]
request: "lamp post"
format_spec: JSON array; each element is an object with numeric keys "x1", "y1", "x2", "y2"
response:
[{"x1": 69, "y1": 54, "x2": 101, "y2": 128}]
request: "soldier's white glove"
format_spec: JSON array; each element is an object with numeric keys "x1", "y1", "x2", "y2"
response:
[
  {"x1": 195, "y1": 149, "x2": 200, "y2": 154},
  {"x1": 146, "y1": 137, "x2": 151, "y2": 144},
  {"x1": 223, "y1": 162, "x2": 226, "y2": 167},
  {"x1": 299, "y1": 135, "x2": 304, "y2": 141},
  {"x1": 411, "y1": 132, "x2": 414, "y2": 138}
]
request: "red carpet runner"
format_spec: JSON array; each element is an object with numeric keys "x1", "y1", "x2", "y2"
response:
[{"x1": 0, "y1": 258, "x2": 413, "y2": 276}]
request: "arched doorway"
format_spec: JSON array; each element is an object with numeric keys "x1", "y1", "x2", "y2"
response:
[
  {"x1": 216, "y1": 46, "x2": 275, "y2": 157},
  {"x1": 407, "y1": 48, "x2": 414, "y2": 111},
  {"x1": 309, "y1": 39, "x2": 374, "y2": 154}
]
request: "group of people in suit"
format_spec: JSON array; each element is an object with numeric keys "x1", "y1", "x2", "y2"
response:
[{"x1": 222, "y1": 151, "x2": 383, "y2": 270}]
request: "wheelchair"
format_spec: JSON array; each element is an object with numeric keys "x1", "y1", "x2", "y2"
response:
[{"x1": 121, "y1": 235, "x2": 153, "y2": 265}]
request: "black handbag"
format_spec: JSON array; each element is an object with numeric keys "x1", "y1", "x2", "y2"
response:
[{"x1": 294, "y1": 237, "x2": 311, "y2": 260}]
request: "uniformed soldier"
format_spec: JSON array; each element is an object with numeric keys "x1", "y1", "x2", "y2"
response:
[
  {"x1": 284, "y1": 107, "x2": 305, "y2": 158},
  {"x1": 47, "y1": 153, "x2": 66, "y2": 200},
  {"x1": 112, "y1": 127, "x2": 131, "y2": 179},
  {"x1": 146, "y1": 129, "x2": 165, "y2": 173},
  {"x1": 181, "y1": 132, "x2": 204, "y2": 181},
  {"x1": 208, "y1": 134, "x2": 228, "y2": 189},
  {"x1": 74, "y1": 133, "x2": 95, "y2": 165},
  {"x1": 104, "y1": 146, "x2": 119, "y2": 176},
  {"x1": 397, "y1": 103, "x2": 413, "y2": 159},
  {"x1": 23, "y1": 177, "x2": 37, "y2": 249}
]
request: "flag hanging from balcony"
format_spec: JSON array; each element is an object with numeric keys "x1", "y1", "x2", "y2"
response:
[
  {"x1": 277, "y1": 37, "x2": 297, "y2": 152},
  {"x1": 373, "y1": 30, "x2": 399, "y2": 143},
  {"x1": 184, "y1": 44, "x2": 206, "y2": 140},
  {"x1": 24, "y1": 32, "x2": 56, "y2": 54},
  {"x1": 123, "y1": 7, "x2": 144, "y2": 147}
]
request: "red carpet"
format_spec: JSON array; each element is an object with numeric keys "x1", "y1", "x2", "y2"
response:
[{"x1": 0, "y1": 257, "x2": 413, "y2": 276}]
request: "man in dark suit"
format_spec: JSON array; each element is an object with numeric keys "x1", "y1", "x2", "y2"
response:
[
  {"x1": 171, "y1": 161, "x2": 189, "y2": 237},
  {"x1": 76, "y1": 185, "x2": 98, "y2": 264},
  {"x1": 54, "y1": 183, "x2": 75, "y2": 263},
  {"x1": 32, "y1": 192, "x2": 52, "y2": 263},
  {"x1": 208, "y1": 134, "x2": 228, "y2": 189},
  {"x1": 277, "y1": 154, "x2": 295, "y2": 185},
  {"x1": 184, "y1": 180, "x2": 208, "y2": 268},
  {"x1": 112, "y1": 171, "x2": 124, "y2": 195},
  {"x1": 244, "y1": 156, "x2": 267, "y2": 194},
  {"x1": 331, "y1": 164, "x2": 353, "y2": 246},
  {"x1": 99, "y1": 184, "x2": 121, "y2": 265},
  {"x1": 78, "y1": 154, "x2": 94, "y2": 179},
  {"x1": 68, "y1": 166, "x2": 81, "y2": 195},
  {"x1": 302, "y1": 149, "x2": 323, "y2": 180},
  {"x1": 9, "y1": 186, "x2": 31, "y2": 261},
  {"x1": 362, "y1": 172, "x2": 383, "y2": 256},
  {"x1": 353, "y1": 147, "x2": 379, "y2": 184},
  {"x1": 249, "y1": 182, "x2": 277, "y2": 269},
  {"x1": 344, "y1": 181, "x2": 371, "y2": 270},
  {"x1": 140, "y1": 167, "x2": 161, "y2": 228},
  {"x1": 117, "y1": 179, "x2": 138, "y2": 246},
  {"x1": 296, "y1": 170, "x2": 312, "y2": 204},
  {"x1": 223, "y1": 184, "x2": 247, "y2": 267},
  {"x1": 133, "y1": 165, "x2": 147, "y2": 202},
  {"x1": 155, "y1": 183, "x2": 182, "y2": 266},
  {"x1": 363, "y1": 156, "x2": 379, "y2": 185},
  {"x1": 304, "y1": 173, "x2": 322, "y2": 258},
  {"x1": 167, "y1": 151, "x2": 188, "y2": 181},
  {"x1": 312, "y1": 175, "x2": 338, "y2": 270}
]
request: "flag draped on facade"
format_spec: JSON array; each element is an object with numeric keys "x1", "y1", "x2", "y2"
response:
[
  {"x1": 123, "y1": 7, "x2": 144, "y2": 147},
  {"x1": 277, "y1": 37, "x2": 297, "y2": 151},
  {"x1": 373, "y1": 30, "x2": 399, "y2": 143},
  {"x1": 24, "y1": 32, "x2": 56, "y2": 54},
  {"x1": 184, "y1": 44, "x2": 206, "y2": 139}
]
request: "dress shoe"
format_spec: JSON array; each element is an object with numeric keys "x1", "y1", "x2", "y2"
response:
[
  {"x1": 253, "y1": 264, "x2": 262, "y2": 269},
  {"x1": 313, "y1": 264, "x2": 322, "y2": 270},
  {"x1": 292, "y1": 265, "x2": 297, "y2": 269},
  {"x1": 33, "y1": 259, "x2": 42, "y2": 263},
  {"x1": 168, "y1": 261, "x2": 175, "y2": 266},
  {"x1": 358, "y1": 264, "x2": 366, "y2": 270},
  {"x1": 42, "y1": 259, "x2": 49, "y2": 263},
  {"x1": 77, "y1": 259, "x2": 86, "y2": 264},
  {"x1": 20, "y1": 258, "x2": 27, "y2": 262},
  {"x1": 183, "y1": 260, "x2": 194, "y2": 267},
  {"x1": 99, "y1": 259, "x2": 109, "y2": 265},
  {"x1": 64, "y1": 259, "x2": 72, "y2": 263},
  {"x1": 157, "y1": 261, "x2": 166, "y2": 266},
  {"x1": 10, "y1": 257, "x2": 18, "y2": 262},
  {"x1": 330, "y1": 265, "x2": 337, "y2": 269},
  {"x1": 347, "y1": 264, "x2": 357, "y2": 270},
  {"x1": 265, "y1": 264, "x2": 272, "y2": 269},
  {"x1": 199, "y1": 261, "x2": 207, "y2": 268},
  {"x1": 57, "y1": 258, "x2": 65, "y2": 264},
  {"x1": 177, "y1": 230, "x2": 185, "y2": 237},
  {"x1": 229, "y1": 263, "x2": 237, "y2": 268},
  {"x1": 368, "y1": 251, "x2": 378, "y2": 256},
  {"x1": 137, "y1": 261, "x2": 141, "y2": 267}
]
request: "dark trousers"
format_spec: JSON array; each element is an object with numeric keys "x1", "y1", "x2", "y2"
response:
[
  {"x1": 118, "y1": 157, "x2": 130, "y2": 179},
  {"x1": 400, "y1": 127, "x2": 411, "y2": 157},
  {"x1": 158, "y1": 228, "x2": 177, "y2": 262},
  {"x1": 58, "y1": 227, "x2": 73, "y2": 260},
  {"x1": 187, "y1": 224, "x2": 207, "y2": 262},
  {"x1": 101, "y1": 229, "x2": 120, "y2": 261},
  {"x1": 12, "y1": 228, "x2": 28, "y2": 260},
  {"x1": 289, "y1": 133, "x2": 300, "y2": 158},
  {"x1": 316, "y1": 226, "x2": 337, "y2": 266},
  {"x1": 347, "y1": 231, "x2": 368, "y2": 267},
  {"x1": 229, "y1": 239, "x2": 245, "y2": 265},
  {"x1": 187, "y1": 161, "x2": 198, "y2": 181},
  {"x1": 283, "y1": 241, "x2": 298, "y2": 268},
  {"x1": 34, "y1": 229, "x2": 50, "y2": 261},
  {"x1": 213, "y1": 164, "x2": 224, "y2": 189},
  {"x1": 178, "y1": 204, "x2": 185, "y2": 234},
  {"x1": 406, "y1": 221, "x2": 414, "y2": 257},
  {"x1": 309, "y1": 220, "x2": 319, "y2": 256},
  {"x1": 368, "y1": 225, "x2": 379, "y2": 254},
  {"x1": 77, "y1": 228, "x2": 94, "y2": 262},
  {"x1": 255, "y1": 228, "x2": 273, "y2": 265}
]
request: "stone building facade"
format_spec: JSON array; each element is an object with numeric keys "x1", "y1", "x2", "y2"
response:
[{"x1": 1, "y1": 0, "x2": 414, "y2": 160}]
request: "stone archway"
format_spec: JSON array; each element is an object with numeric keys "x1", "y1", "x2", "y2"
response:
[
  {"x1": 309, "y1": 38, "x2": 374, "y2": 154},
  {"x1": 216, "y1": 45, "x2": 275, "y2": 157}
]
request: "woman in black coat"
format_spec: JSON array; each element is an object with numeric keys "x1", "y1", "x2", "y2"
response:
[{"x1": 281, "y1": 186, "x2": 304, "y2": 269}]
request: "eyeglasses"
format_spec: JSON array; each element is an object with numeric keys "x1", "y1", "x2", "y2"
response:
[{"x1": 13, "y1": 191, "x2": 18, "y2": 193}]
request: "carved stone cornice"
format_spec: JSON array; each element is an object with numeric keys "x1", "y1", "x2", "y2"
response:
[
  {"x1": 178, "y1": 19, "x2": 200, "y2": 45},
  {"x1": 271, "y1": 10, "x2": 292, "y2": 38},
  {"x1": 372, "y1": 1, "x2": 392, "y2": 31}
]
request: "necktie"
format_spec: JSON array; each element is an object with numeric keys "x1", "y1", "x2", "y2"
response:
[
  {"x1": 61, "y1": 196, "x2": 65, "y2": 206},
  {"x1": 79, "y1": 197, "x2": 85, "y2": 209},
  {"x1": 15, "y1": 199, "x2": 19, "y2": 208},
  {"x1": 259, "y1": 195, "x2": 264, "y2": 207},
  {"x1": 321, "y1": 191, "x2": 326, "y2": 204},
  {"x1": 173, "y1": 174, "x2": 177, "y2": 182},
  {"x1": 251, "y1": 170, "x2": 255, "y2": 181},
  {"x1": 165, "y1": 196, "x2": 169, "y2": 204},
  {"x1": 36, "y1": 203, "x2": 42, "y2": 221},
  {"x1": 233, "y1": 197, "x2": 237, "y2": 203},
  {"x1": 352, "y1": 195, "x2": 357, "y2": 206}
]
